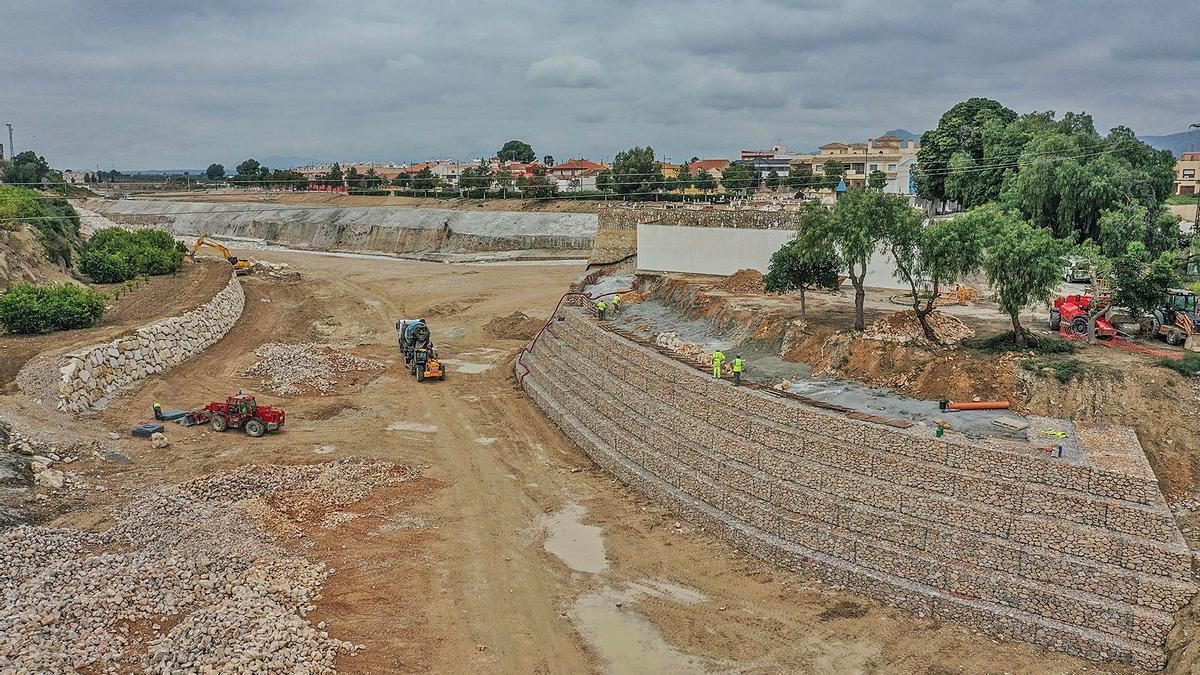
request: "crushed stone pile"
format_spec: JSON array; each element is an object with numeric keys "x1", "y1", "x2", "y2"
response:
[
  {"x1": 484, "y1": 312, "x2": 545, "y2": 340},
  {"x1": 863, "y1": 309, "x2": 974, "y2": 346},
  {"x1": 715, "y1": 268, "x2": 765, "y2": 295},
  {"x1": 243, "y1": 342, "x2": 384, "y2": 395},
  {"x1": 0, "y1": 458, "x2": 417, "y2": 673}
]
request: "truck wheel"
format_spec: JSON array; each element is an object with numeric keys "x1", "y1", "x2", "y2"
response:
[
  {"x1": 417, "y1": 370, "x2": 426, "y2": 382},
  {"x1": 1070, "y1": 317, "x2": 1088, "y2": 336},
  {"x1": 1168, "y1": 329, "x2": 1185, "y2": 346},
  {"x1": 244, "y1": 418, "x2": 266, "y2": 437},
  {"x1": 210, "y1": 414, "x2": 228, "y2": 432},
  {"x1": 1049, "y1": 309, "x2": 1061, "y2": 331}
]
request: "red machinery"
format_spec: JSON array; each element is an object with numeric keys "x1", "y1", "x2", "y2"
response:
[
  {"x1": 191, "y1": 393, "x2": 286, "y2": 437},
  {"x1": 1050, "y1": 294, "x2": 1117, "y2": 339}
]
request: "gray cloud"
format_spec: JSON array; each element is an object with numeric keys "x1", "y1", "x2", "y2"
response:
[
  {"x1": 1, "y1": 0, "x2": 1196, "y2": 169},
  {"x1": 526, "y1": 55, "x2": 605, "y2": 88}
]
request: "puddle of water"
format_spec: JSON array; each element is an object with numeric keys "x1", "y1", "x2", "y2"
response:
[
  {"x1": 438, "y1": 359, "x2": 493, "y2": 374},
  {"x1": 542, "y1": 502, "x2": 607, "y2": 574},
  {"x1": 572, "y1": 584, "x2": 712, "y2": 675},
  {"x1": 386, "y1": 421, "x2": 439, "y2": 433}
]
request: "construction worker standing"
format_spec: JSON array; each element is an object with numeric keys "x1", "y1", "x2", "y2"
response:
[
  {"x1": 611, "y1": 294, "x2": 622, "y2": 316},
  {"x1": 596, "y1": 299, "x2": 607, "y2": 320},
  {"x1": 732, "y1": 354, "x2": 744, "y2": 386},
  {"x1": 711, "y1": 350, "x2": 726, "y2": 379}
]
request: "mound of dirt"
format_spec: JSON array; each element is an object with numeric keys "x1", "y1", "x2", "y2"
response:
[
  {"x1": 0, "y1": 228, "x2": 73, "y2": 289},
  {"x1": 484, "y1": 312, "x2": 544, "y2": 340},
  {"x1": 863, "y1": 310, "x2": 974, "y2": 346},
  {"x1": 715, "y1": 268, "x2": 765, "y2": 295}
]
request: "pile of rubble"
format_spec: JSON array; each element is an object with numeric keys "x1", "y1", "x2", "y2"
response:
[
  {"x1": 0, "y1": 458, "x2": 417, "y2": 673},
  {"x1": 1, "y1": 420, "x2": 79, "y2": 497},
  {"x1": 862, "y1": 309, "x2": 974, "y2": 346},
  {"x1": 243, "y1": 343, "x2": 384, "y2": 395},
  {"x1": 715, "y1": 268, "x2": 766, "y2": 295},
  {"x1": 250, "y1": 259, "x2": 301, "y2": 281},
  {"x1": 484, "y1": 311, "x2": 544, "y2": 340}
]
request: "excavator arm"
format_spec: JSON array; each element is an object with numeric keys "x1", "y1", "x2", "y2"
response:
[{"x1": 191, "y1": 235, "x2": 253, "y2": 273}]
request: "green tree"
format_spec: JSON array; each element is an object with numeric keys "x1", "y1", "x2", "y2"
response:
[
  {"x1": 982, "y1": 208, "x2": 1066, "y2": 343},
  {"x1": 321, "y1": 162, "x2": 344, "y2": 187},
  {"x1": 1112, "y1": 242, "x2": 1177, "y2": 318},
  {"x1": 497, "y1": 140, "x2": 535, "y2": 163},
  {"x1": 523, "y1": 174, "x2": 559, "y2": 198},
  {"x1": 610, "y1": 146, "x2": 663, "y2": 194},
  {"x1": 720, "y1": 163, "x2": 754, "y2": 193},
  {"x1": 785, "y1": 165, "x2": 815, "y2": 193},
  {"x1": 821, "y1": 160, "x2": 845, "y2": 191},
  {"x1": 595, "y1": 168, "x2": 613, "y2": 193},
  {"x1": 411, "y1": 167, "x2": 438, "y2": 190},
  {"x1": 205, "y1": 163, "x2": 225, "y2": 180},
  {"x1": 543, "y1": 155, "x2": 554, "y2": 167},
  {"x1": 765, "y1": 169, "x2": 781, "y2": 190},
  {"x1": 800, "y1": 188, "x2": 903, "y2": 330},
  {"x1": 693, "y1": 169, "x2": 717, "y2": 192},
  {"x1": 889, "y1": 205, "x2": 988, "y2": 341},
  {"x1": 3, "y1": 151, "x2": 52, "y2": 186},
  {"x1": 494, "y1": 168, "x2": 515, "y2": 191},
  {"x1": 765, "y1": 206, "x2": 840, "y2": 317},
  {"x1": 675, "y1": 163, "x2": 692, "y2": 192},
  {"x1": 867, "y1": 169, "x2": 888, "y2": 191},
  {"x1": 392, "y1": 172, "x2": 413, "y2": 189},
  {"x1": 458, "y1": 166, "x2": 493, "y2": 191},
  {"x1": 916, "y1": 97, "x2": 1018, "y2": 202}
]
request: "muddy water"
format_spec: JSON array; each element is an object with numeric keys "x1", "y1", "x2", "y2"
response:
[
  {"x1": 541, "y1": 502, "x2": 607, "y2": 573},
  {"x1": 571, "y1": 583, "x2": 715, "y2": 674}
]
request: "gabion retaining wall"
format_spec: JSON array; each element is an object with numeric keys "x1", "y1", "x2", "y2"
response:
[
  {"x1": 518, "y1": 310, "x2": 1197, "y2": 670},
  {"x1": 57, "y1": 275, "x2": 245, "y2": 412}
]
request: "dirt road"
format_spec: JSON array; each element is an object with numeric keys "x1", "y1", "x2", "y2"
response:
[{"x1": 16, "y1": 249, "x2": 1128, "y2": 674}]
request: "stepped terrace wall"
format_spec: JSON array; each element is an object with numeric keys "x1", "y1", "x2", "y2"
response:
[
  {"x1": 518, "y1": 310, "x2": 1197, "y2": 670},
  {"x1": 91, "y1": 200, "x2": 597, "y2": 254},
  {"x1": 56, "y1": 275, "x2": 244, "y2": 412}
]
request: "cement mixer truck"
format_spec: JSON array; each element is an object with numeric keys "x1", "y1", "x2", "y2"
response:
[{"x1": 396, "y1": 319, "x2": 445, "y2": 382}]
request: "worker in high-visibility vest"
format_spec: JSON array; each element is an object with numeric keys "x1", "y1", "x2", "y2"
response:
[
  {"x1": 711, "y1": 350, "x2": 726, "y2": 379},
  {"x1": 731, "y1": 354, "x2": 744, "y2": 386},
  {"x1": 596, "y1": 299, "x2": 607, "y2": 320},
  {"x1": 611, "y1": 294, "x2": 622, "y2": 316}
]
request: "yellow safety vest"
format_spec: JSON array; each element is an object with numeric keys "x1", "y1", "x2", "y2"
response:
[
  {"x1": 596, "y1": 301, "x2": 606, "y2": 310},
  {"x1": 712, "y1": 351, "x2": 726, "y2": 365},
  {"x1": 612, "y1": 295, "x2": 621, "y2": 305},
  {"x1": 732, "y1": 358, "x2": 744, "y2": 372}
]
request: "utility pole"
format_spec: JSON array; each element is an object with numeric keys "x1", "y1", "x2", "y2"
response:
[{"x1": 5, "y1": 124, "x2": 13, "y2": 161}]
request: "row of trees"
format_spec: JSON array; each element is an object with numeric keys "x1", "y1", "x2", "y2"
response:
[
  {"x1": 915, "y1": 99, "x2": 1178, "y2": 254},
  {"x1": 78, "y1": 228, "x2": 185, "y2": 283}
]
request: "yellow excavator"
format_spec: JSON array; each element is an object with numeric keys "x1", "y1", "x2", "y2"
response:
[{"x1": 190, "y1": 235, "x2": 253, "y2": 275}]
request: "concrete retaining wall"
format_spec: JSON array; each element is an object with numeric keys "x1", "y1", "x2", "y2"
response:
[
  {"x1": 57, "y1": 275, "x2": 245, "y2": 412},
  {"x1": 518, "y1": 310, "x2": 1197, "y2": 670},
  {"x1": 91, "y1": 200, "x2": 598, "y2": 254},
  {"x1": 598, "y1": 205, "x2": 903, "y2": 288}
]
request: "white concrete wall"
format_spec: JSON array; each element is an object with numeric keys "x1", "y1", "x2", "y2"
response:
[{"x1": 636, "y1": 223, "x2": 905, "y2": 289}]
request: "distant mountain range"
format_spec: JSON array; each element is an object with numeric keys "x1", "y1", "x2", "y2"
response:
[
  {"x1": 880, "y1": 128, "x2": 922, "y2": 141},
  {"x1": 1138, "y1": 130, "x2": 1200, "y2": 157}
]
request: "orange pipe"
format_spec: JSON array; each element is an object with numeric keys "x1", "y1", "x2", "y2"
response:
[{"x1": 941, "y1": 400, "x2": 1009, "y2": 411}]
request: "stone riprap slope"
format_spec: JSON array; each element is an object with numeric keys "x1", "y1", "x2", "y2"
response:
[
  {"x1": 518, "y1": 310, "x2": 1197, "y2": 670},
  {"x1": 55, "y1": 275, "x2": 244, "y2": 412},
  {"x1": 91, "y1": 199, "x2": 597, "y2": 254}
]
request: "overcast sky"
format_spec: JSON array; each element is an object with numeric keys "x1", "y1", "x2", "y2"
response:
[{"x1": 4, "y1": 0, "x2": 1198, "y2": 170}]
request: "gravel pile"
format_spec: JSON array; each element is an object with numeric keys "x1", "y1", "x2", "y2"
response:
[
  {"x1": 0, "y1": 458, "x2": 417, "y2": 673},
  {"x1": 243, "y1": 343, "x2": 384, "y2": 395}
]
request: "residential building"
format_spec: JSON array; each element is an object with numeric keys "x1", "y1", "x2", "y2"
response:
[
  {"x1": 548, "y1": 159, "x2": 604, "y2": 180},
  {"x1": 791, "y1": 135, "x2": 920, "y2": 190},
  {"x1": 1176, "y1": 152, "x2": 1200, "y2": 196},
  {"x1": 740, "y1": 144, "x2": 799, "y2": 161}
]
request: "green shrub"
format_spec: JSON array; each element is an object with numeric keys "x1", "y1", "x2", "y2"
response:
[
  {"x1": 1158, "y1": 353, "x2": 1200, "y2": 376},
  {"x1": 1021, "y1": 356, "x2": 1118, "y2": 383},
  {"x1": 79, "y1": 227, "x2": 183, "y2": 283},
  {"x1": 0, "y1": 282, "x2": 106, "y2": 334},
  {"x1": 966, "y1": 330, "x2": 1078, "y2": 355},
  {"x1": 0, "y1": 185, "x2": 83, "y2": 265}
]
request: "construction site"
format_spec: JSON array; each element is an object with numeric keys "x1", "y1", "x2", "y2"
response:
[{"x1": 3, "y1": 193, "x2": 1200, "y2": 674}]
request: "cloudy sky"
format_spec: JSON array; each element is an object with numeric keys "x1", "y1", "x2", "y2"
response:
[{"x1": 4, "y1": 0, "x2": 1198, "y2": 170}]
